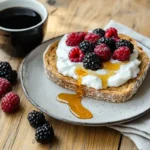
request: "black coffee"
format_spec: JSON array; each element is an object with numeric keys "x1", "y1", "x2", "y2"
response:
[{"x1": 0, "y1": 7, "x2": 42, "y2": 29}]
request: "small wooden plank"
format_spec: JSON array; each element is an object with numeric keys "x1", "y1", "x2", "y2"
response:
[{"x1": 120, "y1": 136, "x2": 137, "y2": 150}]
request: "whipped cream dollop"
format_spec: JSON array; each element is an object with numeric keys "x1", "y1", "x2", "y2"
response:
[{"x1": 56, "y1": 34, "x2": 141, "y2": 89}]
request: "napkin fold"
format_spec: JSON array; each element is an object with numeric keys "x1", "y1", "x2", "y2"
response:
[{"x1": 105, "y1": 20, "x2": 150, "y2": 150}]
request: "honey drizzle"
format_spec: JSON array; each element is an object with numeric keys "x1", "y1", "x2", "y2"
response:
[
  {"x1": 57, "y1": 68, "x2": 93, "y2": 119},
  {"x1": 57, "y1": 62, "x2": 122, "y2": 119},
  {"x1": 88, "y1": 70, "x2": 115, "y2": 89},
  {"x1": 103, "y1": 62, "x2": 122, "y2": 71}
]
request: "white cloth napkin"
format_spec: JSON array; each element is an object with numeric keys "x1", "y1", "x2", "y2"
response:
[{"x1": 104, "y1": 20, "x2": 150, "y2": 150}]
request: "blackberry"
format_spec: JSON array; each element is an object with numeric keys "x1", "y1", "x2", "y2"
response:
[
  {"x1": 0, "y1": 62, "x2": 17, "y2": 84},
  {"x1": 83, "y1": 52, "x2": 102, "y2": 70},
  {"x1": 93, "y1": 28, "x2": 105, "y2": 37},
  {"x1": 28, "y1": 110, "x2": 46, "y2": 128},
  {"x1": 35, "y1": 123, "x2": 54, "y2": 143},
  {"x1": 0, "y1": 62, "x2": 12, "y2": 77},
  {"x1": 97, "y1": 37, "x2": 116, "y2": 51},
  {"x1": 116, "y1": 39, "x2": 134, "y2": 53},
  {"x1": 79, "y1": 41, "x2": 95, "y2": 54}
]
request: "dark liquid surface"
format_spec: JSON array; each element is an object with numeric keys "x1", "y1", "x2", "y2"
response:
[{"x1": 0, "y1": 7, "x2": 42, "y2": 29}]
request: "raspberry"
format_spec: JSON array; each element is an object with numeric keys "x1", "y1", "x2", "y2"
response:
[
  {"x1": 113, "y1": 46, "x2": 131, "y2": 61},
  {"x1": 116, "y1": 39, "x2": 134, "y2": 53},
  {"x1": 94, "y1": 44, "x2": 112, "y2": 62},
  {"x1": 79, "y1": 41, "x2": 95, "y2": 54},
  {"x1": 28, "y1": 110, "x2": 46, "y2": 128},
  {"x1": 0, "y1": 78, "x2": 11, "y2": 97},
  {"x1": 83, "y1": 52, "x2": 102, "y2": 70},
  {"x1": 1, "y1": 92, "x2": 20, "y2": 113},
  {"x1": 84, "y1": 33, "x2": 100, "y2": 43},
  {"x1": 112, "y1": 36, "x2": 120, "y2": 42},
  {"x1": 97, "y1": 37, "x2": 116, "y2": 51},
  {"x1": 105, "y1": 27, "x2": 118, "y2": 38},
  {"x1": 93, "y1": 28, "x2": 105, "y2": 37},
  {"x1": 35, "y1": 124, "x2": 54, "y2": 143},
  {"x1": 68, "y1": 47, "x2": 84, "y2": 62},
  {"x1": 66, "y1": 32, "x2": 87, "y2": 46}
]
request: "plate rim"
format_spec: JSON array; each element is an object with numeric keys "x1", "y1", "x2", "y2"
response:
[{"x1": 20, "y1": 35, "x2": 150, "y2": 126}]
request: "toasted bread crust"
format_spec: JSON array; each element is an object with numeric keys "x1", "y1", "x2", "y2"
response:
[{"x1": 43, "y1": 34, "x2": 150, "y2": 103}]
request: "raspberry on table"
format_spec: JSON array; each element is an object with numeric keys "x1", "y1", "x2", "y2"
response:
[
  {"x1": 66, "y1": 32, "x2": 87, "y2": 46},
  {"x1": 83, "y1": 52, "x2": 102, "y2": 70},
  {"x1": 79, "y1": 41, "x2": 95, "y2": 54},
  {"x1": 93, "y1": 28, "x2": 105, "y2": 37},
  {"x1": 105, "y1": 27, "x2": 118, "y2": 38},
  {"x1": 84, "y1": 33, "x2": 100, "y2": 43},
  {"x1": 0, "y1": 78, "x2": 11, "y2": 97},
  {"x1": 113, "y1": 46, "x2": 131, "y2": 61},
  {"x1": 97, "y1": 37, "x2": 116, "y2": 51},
  {"x1": 94, "y1": 44, "x2": 112, "y2": 62},
  {"x1": 28, "y1": 110, "x2": 47, "y2": 128},
  {"x1": 116, "y1": 39, "x2": 134, "y2": 53},
  {"x1": 68, "y1": 47, "x2": 84, "y2": 62},
  {"x1": 1, "y1": 92, "x2": 20, "y2": 113},
  {"x1": 35, "y1": 123, "x2": 54, "y2": 143}
]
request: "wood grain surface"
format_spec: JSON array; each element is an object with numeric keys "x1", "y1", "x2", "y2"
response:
[{"x1": 1, "y1": 0, "x2": 150, "y2": 149}]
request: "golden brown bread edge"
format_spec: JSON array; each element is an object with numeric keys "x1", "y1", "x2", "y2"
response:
[{"x1": 43, "y1": 34, "x2": 150, "y2": 103}]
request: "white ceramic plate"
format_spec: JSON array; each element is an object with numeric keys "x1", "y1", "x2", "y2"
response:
[{"x1": 20, "y1": 36, "x2": 150, "y2": 126}]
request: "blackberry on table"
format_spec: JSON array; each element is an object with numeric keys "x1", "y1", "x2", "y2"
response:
[
  {"x1": 116, "y1": 39, "x2": 134, "y2": 53},
  {"x1": 83, "y1": 52, "x2": 102, "y2": 70},
  {"x1": 0, "y1": 62, "x2": 12, "y2": 71},
  {"x1": 0, "y1": 62, "x2": 17, "y2": 84},
  {"x1": 93, "y1": 28, "x2": 105, "y2": 37},
  {"x1": 28, "y1": 110, "x2": 46, "y2": 128},
  {"x1": 35, "y1": 123, "x2": 54, "y2": 143},
  {"x1": 79, "y1": 41, "x2": 95, "y2": 54},
  {"x1": 0, "y1": 62, "x2": 12, "y2": 78},
  {"x1": 97, "y1": 37, "x2": 116, "y2": 52}
]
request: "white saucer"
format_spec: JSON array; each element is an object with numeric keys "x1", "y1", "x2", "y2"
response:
[{"x1": 20, "y1": 36, "x2": 150, "y2": 126}]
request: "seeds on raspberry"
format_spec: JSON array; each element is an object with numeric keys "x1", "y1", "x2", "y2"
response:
[
  {"x1": 94, "y1": 44, "x2": 112, "y2": 62},
  {"x1": 105, "y1": 27, "x2": 118, "y2": 38},
  {"x1": 66, "y1": 32, "x2": 87, "y2": 46},
  {"x1": 93, "y1": 28, "x2": 105, "y2": 37},
  {"x1": 68, "y1": 47, "x2": 84, "y2": 62},
  {"x1": 1, "y1": 92, "x2": 20, "y2": 113},
  {"x1": 113, "y1": 46, "x2": 131, "y2": 61},
  {"x1": 84, "y1": 33, "x2": 100, "y2": 43},
  {"x1": 0, "y1": 78, "x2": 11, "y2": 97},
  {"x1": 112, "y1": 36, "x2": 120, "y2": 42}
]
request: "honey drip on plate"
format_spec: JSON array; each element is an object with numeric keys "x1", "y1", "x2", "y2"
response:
[
  {"x1": 57, "y1": 68, "x2": 93, "y2": 119},
  {"x1": 57, "y1": 62, "x2": 122, "y2": 119}
]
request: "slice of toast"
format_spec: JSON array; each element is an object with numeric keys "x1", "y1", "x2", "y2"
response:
[{"x1": 43, "y1": 34, "x2": 150, "y2": 103}]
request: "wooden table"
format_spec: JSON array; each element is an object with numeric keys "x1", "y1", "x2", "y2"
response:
[{"x1": 1, "y1": 0, "x2": 150, "y2": 149}]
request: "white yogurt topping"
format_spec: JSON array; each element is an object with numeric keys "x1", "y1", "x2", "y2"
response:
[{"x1": 56, "y1": 34, "x2": 141, "y2": 89}]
